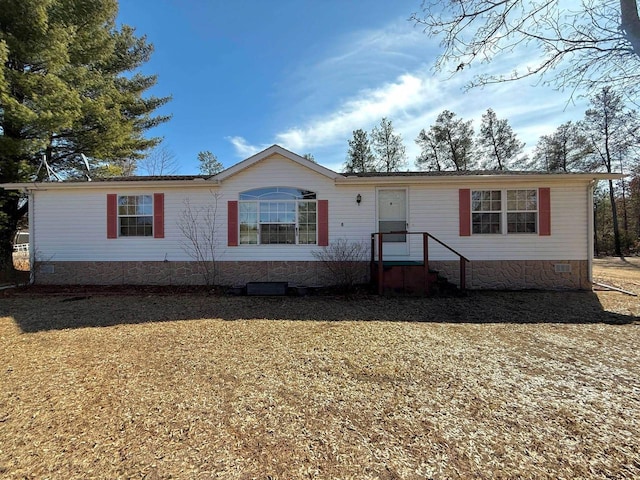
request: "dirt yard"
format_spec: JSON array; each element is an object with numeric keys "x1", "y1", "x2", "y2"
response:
[{"x1": 0, "y1": 259, "x2": 638, "y2": 479}]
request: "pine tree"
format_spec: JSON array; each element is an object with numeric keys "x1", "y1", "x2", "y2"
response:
[
  {"x1": 580, "y1": 87, "x2": 640, "y2": 256},
  {"x1": 416, "y1": 110, "x2": 475, "y2": 171},
  {"x1": 370, "y1": 118, "x2": 407, "y2": 172},
  {"x1": 0, "y1": 0, "x2": 170, "y2": 268},
  {"x1": 476, "y1": 109, "x2": 524, "y2": 170},
  {"x1": 532, "y1": 122, "x2": 590, "y2": 172},
  {"x1": 344, "y1": 129, "x2": 375, "y2": 173},
  {"x1": 415, "y1": 128, "x2": 444, "y2": 171},
  {"x1": 197, "y1": 151, "x2": 224, "y2": 175}
]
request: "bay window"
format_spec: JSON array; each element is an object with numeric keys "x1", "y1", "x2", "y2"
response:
[{"x1": 239, "y1": 187, "x2": 317, "y2": 245}]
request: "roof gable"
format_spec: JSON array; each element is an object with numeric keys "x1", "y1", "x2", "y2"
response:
[{"x1": 213, "y1": 145, "x2": 342, "y2": 183}]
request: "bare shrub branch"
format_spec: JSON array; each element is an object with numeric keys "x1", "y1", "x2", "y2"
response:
[
  {"x1": 177, "y1": 191, "x2": 222, "y2": 286},
  {"x1": 312, "y1": 238, "x2": 370, "y2": 289}
]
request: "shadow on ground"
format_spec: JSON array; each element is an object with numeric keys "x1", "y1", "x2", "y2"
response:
[
  {"x1": 594, "y1": 256, "x2": 640, "y2": 271},
  {"x1": 0, "y1": 286, "x2": 637, "y2": 333}
]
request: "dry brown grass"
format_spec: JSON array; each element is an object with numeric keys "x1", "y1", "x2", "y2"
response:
[
  {"x1": 593, "y1": 257, "x2": 640, "y2": 318},
  {"x1": 0, "y1": 261, "x2": 639, "y2": 479}
]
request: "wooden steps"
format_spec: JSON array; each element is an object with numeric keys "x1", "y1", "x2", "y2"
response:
[{"x1": 371, "y1": 262, "x2": 444, "y2": 296}]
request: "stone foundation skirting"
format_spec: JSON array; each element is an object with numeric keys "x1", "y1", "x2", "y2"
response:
[
  {"x1": 428, "y1": 259, "x2": 590, "y2": 290},
  {"x1": 34, "y1": 259, "x2": 590, "y2": 290},
  {"x1": 34, "y1": 260, "x2": 369, "y2": 287}
]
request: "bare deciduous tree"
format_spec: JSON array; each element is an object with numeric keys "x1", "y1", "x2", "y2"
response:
[
  {"x1": 177, "y1": 192, "x2": 222, "y2": 286},
  {"x1": 138, "y1": 146, "x2": 179, "y2": 176},
  {"x1": 411, "y1": 1, "x2": 640, "y2": 99}
]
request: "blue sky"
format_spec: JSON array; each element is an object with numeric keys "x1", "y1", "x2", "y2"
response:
[{"x1": 117, "y1": 0, "x2": 589, "y2": 174}]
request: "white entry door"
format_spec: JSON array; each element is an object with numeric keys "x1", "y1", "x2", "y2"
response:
[{"x1": 377, "y1": 189, "x2": 408, "y2": 257}]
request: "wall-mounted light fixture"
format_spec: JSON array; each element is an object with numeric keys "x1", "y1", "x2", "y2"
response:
[{"x1": 356, "y1": 194, "x2": 362, "y2": 205}]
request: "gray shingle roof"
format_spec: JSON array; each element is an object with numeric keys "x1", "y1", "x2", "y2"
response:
[
  {"x1": 344, "y1": 170, "x2": 571, "y2": 177},
  {"x1": 62, "y1": 175, "x2": 211, "y2": 183}
]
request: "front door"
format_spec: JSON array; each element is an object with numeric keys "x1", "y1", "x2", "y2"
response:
[{"x1": 377, "y1": 188, "x2": 408, "y2": 257}]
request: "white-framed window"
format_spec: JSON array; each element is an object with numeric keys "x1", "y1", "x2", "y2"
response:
[
  {"x1": 118, "y1": 195, "x2": 153, "y2": 237},
  {"x1": 472, "y1": 190, "x2": 502, "y2": 234},
  {"x1": 507, "y1": 189, "x2": 538, "y2": 233},
  {"x1": 472, "y1": 189, "x2": 538, "y2": 234},
  {"x1": 239, "y1": 187, "x2": 317, "y2": 245}
]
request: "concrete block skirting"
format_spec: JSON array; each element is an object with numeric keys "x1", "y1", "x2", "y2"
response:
[{"x1": 34, "y1": 259, "x2": 590, "y2": 290}]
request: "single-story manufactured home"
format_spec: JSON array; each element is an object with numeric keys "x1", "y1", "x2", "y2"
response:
[{"x1": 2, "y1": 145, "x2": 621, "y2": 291}]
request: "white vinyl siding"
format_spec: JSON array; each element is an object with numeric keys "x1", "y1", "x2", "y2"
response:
[
  {"x1": 30, "y1": 154, "x2": 591, "y2": 263},
  {"x1": 406, "y1": 184, "x2": 587, "y2": 261}
]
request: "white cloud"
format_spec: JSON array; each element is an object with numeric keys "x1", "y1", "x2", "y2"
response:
[
  {"x1": 228, "y1": 17, "x2": 591, "y2": 170},
  {"x1": 226, "y1": 136, "x2": 264, "y2": 158},
  {"x1": 314, "y1": 23, "x2": 426, "y2": 73},
  {"x1": 274, "y1": 73, "x2": 440, "y2": 152},
  {"x1": 277, "y1": 19, "x2": 432, "y2": 122}
]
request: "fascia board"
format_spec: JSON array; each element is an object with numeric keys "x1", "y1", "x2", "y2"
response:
[
  {"x1": 214, "y1": 145, "x2": 342, "y2": 182},
  {"x1": 0, "y1": 179, "x2": 221, "y2": 191},
  {"x1": 334, "y1": 173, "x2": 624, "y2": 186}
]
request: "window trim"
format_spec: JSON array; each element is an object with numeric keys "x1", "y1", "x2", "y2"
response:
[
  {"x1": 506, "y1": 189, "x2": 538, "y2": 234},
  {"x1": 471, "y1": 190, "x2": 502, "y2": 235},
  {"x1": 470, "y1": 189, "x2": 539, "y2": 235},
  {"x1": 117, "y1": 194, "x2": 154, "y2": 238}
]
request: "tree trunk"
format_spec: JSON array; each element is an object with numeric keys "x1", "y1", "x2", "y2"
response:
[
  {"x1": 0, "y1": 191, "x2": 22, "y2": 271},
  {"x1": 621, "y1": 0, "x2": 640, "y2": 58},
  {"x1": 608, "y1": 179, "x2": 622, "y2": 256},
  {"x1": 637, "y1": 178, "x2": 640, "y2": 238},
  {"x1": 620, "y1": 178, "x2": 629, "y2": 234},
  {"x1": 490, "y1": 131, "x2": 503, "y2": 170},
  {"x1": 0, "y1": 121, "x2": 28, "y2": 272}
]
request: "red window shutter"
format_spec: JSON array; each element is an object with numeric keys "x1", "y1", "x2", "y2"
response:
[
  {"x1": 107, "y1": 194, "x2": 118, "y2": 239},
  {"x1": 153, "y1": 193, "x2": 165, "y2": 238},
  {"x1": 318, "y1": 199, "x2": 329, "y2": 246},
  {"x1": 539, "y1": 187, "x2": 551, "y2": 236},
  {"x1": 228, "y1": 201, "x2": 238, "y2": 246},
  {"x1": 459, "y1": 189, "x2": 471, "y2": 236}
]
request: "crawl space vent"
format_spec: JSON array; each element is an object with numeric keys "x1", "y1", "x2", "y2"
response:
[
  {"x1": 39, "y1": 264, "x2": 55, "y2": 274},
  {"x1": 554, "y1": 264, "x2": 571, "y2": 273}
]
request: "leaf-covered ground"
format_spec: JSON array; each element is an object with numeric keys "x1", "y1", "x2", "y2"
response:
[{"x1": 0, "y1": 259, "x2": 638, "y2": 479}]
